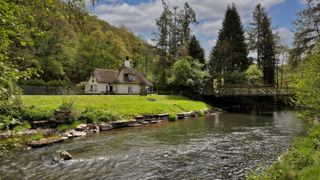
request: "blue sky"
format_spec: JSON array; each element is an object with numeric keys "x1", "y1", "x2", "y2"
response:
[{"x1": 87, "y1": 0, "x2": 306, "y2": 56}]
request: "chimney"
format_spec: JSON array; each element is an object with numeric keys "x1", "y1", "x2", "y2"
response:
[{"x1": 124, "y1": 56, "x2": 131, "y2": 67}]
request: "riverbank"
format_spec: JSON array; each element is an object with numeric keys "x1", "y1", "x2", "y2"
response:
[
  {"x1": 0, "y1": 95, "x2": 212, "y2": 156},
  {"x1": 249, "y1": 115, "x2": 320, "y2": 179}
]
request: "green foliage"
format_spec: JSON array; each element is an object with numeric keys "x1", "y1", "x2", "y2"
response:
[
  {"x1": 30, "y1": 134, "x2": 43, "y2": 141},
  {"x1": 223, "y1": 71, "x2": 247, "y2": 85},
  {"x1": 170, "y1": 57, "x2": 209, "y2": 94},
  {"x1": 196, "y1": 110, "x2": 205, "y2": 117},
  {"x1": 247, "y1": 3, "x2": 277, "y2": 85},
  {"x1": 209, "y1": 3, "x2": 249, "y2": 81},
  {"x1": 154, "y1": 1, "x2": 197, "y2": 71},
  {"x1": 290, "y1": 0, "x2": 320, "y2": 67},
  {"x1": 57, "y1": 121, "x2": 81, "y2": 132},
  {"x1": 19, "y1": 79, "x2": 71, "y2": 87},
  {"x1": 22, "y1": 107, "x2": 53, "y2": 121},
  {"x1": 168, "y1": 114, "x2": 177, "y2": 121},
  {"x1": 188, "y1": 35, "x2": 205, "y2": 64},
  {"x1": 0, "y1": 115, "x2": 20, "y2": 131},
  {"x1": 295, "y1": 45, "x2": 320, "y2": 113},
  {"x1": 79, "y1": 108, "x2": 119, "y2": 124},
  {"x1": 246, "y1": 64, "x2": 263, "y2": 85},
  {"x1": 12, "y1": 122, "x2": 31, "y2": 133}
]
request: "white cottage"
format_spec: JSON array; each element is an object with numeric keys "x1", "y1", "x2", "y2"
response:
[{"x1": 85, "y1": 58, "x2": 153, "y2": 94}]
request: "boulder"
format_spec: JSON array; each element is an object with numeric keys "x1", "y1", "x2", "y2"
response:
[
  {"x1": 88, "y1": 124, "x2": 100, "y2": 133},
  {"x1": 75, "y1": 123, "x2": 88, "y2": 131},
  {"x1": 64, "y1": 130, "x2": 86, "y2": 138},
  {"x1": 60, "y1": 151, "x2": 73, "y2": 160},
  {"x1": 50, "y1": 109, "x2": 71, "y2": 124},
  {"x1": 28, "y1": 137, "x2": 65, "y2": 148},
  {"x1": 99, "y1": 123, "x2": 113, "y2": 131},
  {"x1": 0, "y1": 131, "x2": 11, "y2": 139}
]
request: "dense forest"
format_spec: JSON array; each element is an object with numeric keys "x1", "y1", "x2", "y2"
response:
[{"x1": 1, "y1": 0, "x2": 157, "y2": 87}]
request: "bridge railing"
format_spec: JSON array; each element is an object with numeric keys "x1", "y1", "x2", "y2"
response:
[{"x1": 204, "y1": 86, "x2": 295, "y2": 97}]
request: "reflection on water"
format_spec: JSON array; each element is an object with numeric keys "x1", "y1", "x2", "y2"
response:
[{"x1": 0, "y1": 111, "x2": 306, "y2": 179}]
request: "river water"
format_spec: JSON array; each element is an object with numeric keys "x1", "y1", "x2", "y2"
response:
[{"x1": 0, "y1": 111, "x2": 306, "y2": 180}]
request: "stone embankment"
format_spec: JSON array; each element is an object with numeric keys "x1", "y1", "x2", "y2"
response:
[{"x1": 17, "y1": 108, "x2": 219, "y2": 149}]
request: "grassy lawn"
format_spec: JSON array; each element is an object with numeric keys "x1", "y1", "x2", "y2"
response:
[{"x1": 21, "y1": 95, "x2": 209, "y2": 117}]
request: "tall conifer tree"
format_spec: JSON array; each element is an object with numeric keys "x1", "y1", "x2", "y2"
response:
[
  {"x1": 208, "y1": 4, "x2": 249, "y2": 83},
  {"x1": 248, "y1": 3, "x2": 277, "y2": 85},
  {"x1": 188, "y1": 35, "x2": 205, "y2": 64}
]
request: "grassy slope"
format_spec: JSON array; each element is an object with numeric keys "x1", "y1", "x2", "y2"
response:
[{"x1": 21, "y1": 95, "x2": 209, "y2": 117}]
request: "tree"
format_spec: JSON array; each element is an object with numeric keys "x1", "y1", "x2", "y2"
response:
[
  {"x1": 154, "y1": 1, "x2": 172, "y2": 71},
  {"x1": 245, "y1": 64, "x2": 263, "y2": 85},
  {"x1": 260, "y1": 13, "x2": 277, "y2": 85},
  {"x1": 295, "y1": 43, "x2": 320, "y2": 116},
  {"x1": 290, "y1": 0, "x2": 320, "y2": 67},
  {"x1": 178, "y1": 2, "x2": 197, "y2": 56},
  {"x1": 247, "y1": 3, "x2": 265, "y2": 67},
  {"x1": 154, "y1": 1, "x2": 197, "y2": 72},
  {"x1": 188, "y1": 35, "x2": 205, "y2": 64},
  {"x1": 248, "y1": 3, "x2": 277, "y2": 85},
  {"x1": 208, "y1": 4, "x2": 249, "y2": 84},
  {"x1": 169, "y1": 57, "x2": 208, "y2": 94}
]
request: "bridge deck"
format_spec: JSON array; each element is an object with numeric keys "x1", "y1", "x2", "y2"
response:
[{"x1": 202, "y1": 87, "x2": 295, "y2": 97}]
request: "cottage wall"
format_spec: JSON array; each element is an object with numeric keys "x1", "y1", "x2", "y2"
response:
[
  {"x1": 85, "y1": 76, "x2": 108, "y2": 94},
  {"x1": 115, "y1": 84, "x2": 141, "y2": 94}
]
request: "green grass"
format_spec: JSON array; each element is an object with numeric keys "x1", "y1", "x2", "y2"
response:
[{"x1": 21, "y1": 95, "x2": 209, "y2": 117}]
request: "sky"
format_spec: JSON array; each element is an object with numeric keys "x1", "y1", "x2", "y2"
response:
[{"x1": 86, "y1": 0, "x2": 306, "y2": 57}]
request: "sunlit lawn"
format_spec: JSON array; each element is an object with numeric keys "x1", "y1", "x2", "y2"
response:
[{"x1": 22, "y1": 95, "x2": 209, "y2": 117}]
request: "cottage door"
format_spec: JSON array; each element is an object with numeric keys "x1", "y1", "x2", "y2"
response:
[{"x1": 109, "y1": 85, "x2": 113, "y2": 92}]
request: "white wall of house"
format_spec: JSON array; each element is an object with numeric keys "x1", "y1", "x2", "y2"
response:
[
  {"x1": 85, "y1": 76, "x2": 109, "y2": 94},
  {"x1": 115, "y1": 84, "x2": 141, "y2": 94},
  {"x1": 85, "y1": 76, "x2": 151, "y2": 94}
]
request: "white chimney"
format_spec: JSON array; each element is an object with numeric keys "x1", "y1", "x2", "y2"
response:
[{"x1": 124, "y1": 56, "x2": 131, "y2": 67}]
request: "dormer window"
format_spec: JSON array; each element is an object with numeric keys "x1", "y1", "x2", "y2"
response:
[{"x1": 127, "y1": 74, "x2": 135, "y2": 81}]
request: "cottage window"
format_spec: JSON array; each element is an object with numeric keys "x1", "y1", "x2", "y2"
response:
[
  {"x1": 127, "y1": 74, "x2": 135, "y2": 81},
  {"x1": 90, "y1": 85, "x2": 93, "y2": 91}
]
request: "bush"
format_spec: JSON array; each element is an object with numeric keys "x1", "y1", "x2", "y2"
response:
[
  {"x1": 197, "y1": 110, "x2": 204, "y2": 117},
  {"x1": 12, "y1": 122, "x2": 31, "y2": 133},
  {"x1": 0, "y1": 115, "x2": 21, "y2": 131},
  {"x1": 168, "y1": 114, "x2": 177, "y2": 121},
  {"x1": 30, "y1": 134, "x2": 43, "y2": 141},
  {"x1": 22, "y1": 107, "x2": 53, "y2": 121},
  {"x1": 57, "y1": 121, "x2": 81, "y2": 132}
]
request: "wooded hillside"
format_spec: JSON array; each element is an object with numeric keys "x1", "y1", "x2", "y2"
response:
[{"x1": 4, "y1": 0, "x2": 157, "y2": 85}]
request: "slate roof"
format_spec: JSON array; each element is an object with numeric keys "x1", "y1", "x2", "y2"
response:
[{"x1": 93, "y1": 67, "x2": 153, "y2": 86}]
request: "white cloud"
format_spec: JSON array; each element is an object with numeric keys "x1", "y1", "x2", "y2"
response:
[
  {"x1": 91, "y1": 0, "x2": 288, "y2": 55},
  {"x1": 276, "y1": 27, "x2": 294, "y2": 47},
  {"x1": 208, "y1": 39, "x2": 217, "y2": 47}
]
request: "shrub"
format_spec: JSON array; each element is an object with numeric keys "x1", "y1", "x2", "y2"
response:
[
  {"x1": 0, "y1": 115, "x2": 20, "y2": 131},
  {"x1": 30, "y1": 134, "x2": 43, "y2": 141},
  {"x1": 22, "y1": 107, "x2": 53, "y2": 121},
  {"x1": 168, "y1": 114, "x2": 177, "y2": 121},
  {"x1": 12, "y1": 122, "x2": 31, "y2": 133},
  {"x1": 197, "y1": 110, "x2": 204, "y2": 117}
]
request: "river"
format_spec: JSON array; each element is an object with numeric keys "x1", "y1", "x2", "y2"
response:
[{"x1": 0, "y1": 111, "x2": 306, "y2": 179}]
